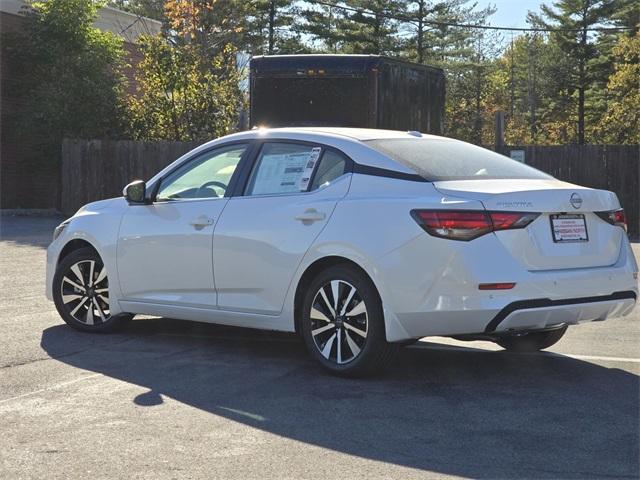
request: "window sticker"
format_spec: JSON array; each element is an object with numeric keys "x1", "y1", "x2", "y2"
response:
[
  {"x1": 251, "y1": 150, "x2": 313, "y2": 195},
  {"x1": 297, "y1": 147, "x2": 322, "y2": 191}
]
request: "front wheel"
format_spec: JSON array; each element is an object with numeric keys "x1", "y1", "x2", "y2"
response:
[
  {"x1": 300, "y1": 264, "x2": 398, "y2": 377},
  {"x1": 495, "y1": 325, "x2": 568, "y2": 352},
  {"x1": 53, "y1": 247, "x2": 132, "y2": 333}
]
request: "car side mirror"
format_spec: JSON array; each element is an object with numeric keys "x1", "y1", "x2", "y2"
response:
[{"x1": 123, "y1": 180, "x2": 147, "y2": 204}]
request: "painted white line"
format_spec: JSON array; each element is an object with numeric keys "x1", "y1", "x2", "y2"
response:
[
  {"x1": 410, "y1": 344, "x2": 640, "y2": 363},
  {"x1": 562, "y1": 353, "x2": 640, "y2": 364},
  {"x1": 0, "y1": 373, "x2": 102, "y2": 405}
]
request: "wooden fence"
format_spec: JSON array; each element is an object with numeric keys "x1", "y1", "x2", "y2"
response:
[
  {"x1": 61, "y1": 139, "x2": 639, "y2": 238},
  {"x1": 61, "y1": 139, "x2": 200, "y2": 214},
  {"x1": 494, "y1": 145, "x2": 639, "y2": 239}
]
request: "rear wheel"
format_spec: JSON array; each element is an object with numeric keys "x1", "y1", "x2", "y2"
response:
[
  {"x1": 300, "y1": 264, "x2": 398, "y2": 376},
  {"x1": 53, "y1": 247, "x2": 132, "y2": 332},
  {"x1": 495, "y1": 325, "x2": 568, "y2": 352}
]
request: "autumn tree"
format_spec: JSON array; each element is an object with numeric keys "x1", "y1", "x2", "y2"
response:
[
  {"x1": 108, "y1": 0, "x2": 166, "y2": 21},
  {"x1": 594, "y1": 32, "x2": 640, "y2": 143},
  {"x1": 128, "y1": 0, "x2": 244, "y2": 140},
  {"x1": 490, "y1": 33, "x2": 577, "y2": 145},
  {"x1": 164, "y1": 0, "x2": 250, "y2": 53},
  {"x1": 445, "y1": 29, "x2": 502, "y2": 144}
]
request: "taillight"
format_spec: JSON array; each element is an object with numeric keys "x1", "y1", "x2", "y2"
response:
[
  {"x1": 479, "y1": 283, "x2": 516, "y2": 290},
  {"x1": 489, "y1": 212, "x2": 540, "y2": 230},
  {"x1": 595, "y1": 209, "x2": 627, "y2": 231},
  {"x1": 411, "y1": 210, "x2": 540, "y2": 241}
]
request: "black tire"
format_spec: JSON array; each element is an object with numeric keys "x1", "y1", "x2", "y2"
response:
[
  {"x1": 53, "y1": 247, "x2": 132, "y2": 333},
  {"x1": 496, "y1": 325, "x2": 568, "y2": 352},
  {"x1": 300, "y1": 264, "x2": 398, "y2": 377}
]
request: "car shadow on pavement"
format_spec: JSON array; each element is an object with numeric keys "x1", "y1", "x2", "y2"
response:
[
  {"x1": 41, "y1": 318, "x2": 639, "y2": 479},
  {"x1": 0, "y1": 215, "x2": 64, "y2": 249}
]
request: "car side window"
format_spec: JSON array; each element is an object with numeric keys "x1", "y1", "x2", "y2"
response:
[
  {"x1": 245, "y1": 143, "x2": 323, "y2": 196},
  {"x1": 310, "y1": 150, "x2": 348, "y2": 191},
  {"x1": 156, "y1": 144, "x2": 247, "y2": 201}
]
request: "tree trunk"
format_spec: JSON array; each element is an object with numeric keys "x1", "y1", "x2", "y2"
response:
[
  {"x1": 474, "y1": 66, "x2": 483, "y2": 144},
  {"x1": 328, "y1": 7, "x2": 336, "y2": 53},
  {"x1": 528, "y1": 35, "x2": 538, "y2": 142},
  {"x1": 577, "y1": 25, "x2": 588, "y2": 145},
  {"x1": 268, "y1": 0, "x2": 275, "y2": 55},
  {"x1": 417, "y1": 1, "x2": 424, "y2": 63},
  {"x1": 374, "y1": 15, "x2": 381, "y2": 54},
  {"x1": 578, "y1": 83, "x2": 585, "y2": 145}
]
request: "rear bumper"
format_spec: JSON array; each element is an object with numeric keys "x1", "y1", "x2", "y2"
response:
[
  {"x1": 391, "y1": 288, "x2": 637, "y2": 341},
  {"x1": 485, "y1": 291, "x2": 636, "y2": 333},
  {"x1": 378, "y1": 232, "x2": 639, "y2": 341}
]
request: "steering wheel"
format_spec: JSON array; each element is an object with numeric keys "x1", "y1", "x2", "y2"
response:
[{"x1": 196, "y1": 180, "x2": 228, "y2": 198}]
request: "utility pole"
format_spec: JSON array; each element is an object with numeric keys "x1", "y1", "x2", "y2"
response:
[
  {"x1": 495, "y1": 111, "x2": 505, "y2": 151},
  {"x1": 509, "y1": 33, "x2": 515, "y2": 119}
]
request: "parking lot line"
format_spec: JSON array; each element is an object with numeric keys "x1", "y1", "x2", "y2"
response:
[
  {"x1": 411, "y1": 343, "x2": 640, "y2": 363},
  {"x1": 0, "y1": 373, "x2": 102, "y2": 405},
  {"x1": 561, "y1": 353, "x2": 640, "y2": 363}
]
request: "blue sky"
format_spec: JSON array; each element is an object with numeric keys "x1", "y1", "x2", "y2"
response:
[{"x1": 476, "y1": 0, "x2": 546, "y2": 28}]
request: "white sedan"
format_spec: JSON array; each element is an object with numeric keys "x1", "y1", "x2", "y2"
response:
[{"x1": 46, "y1": 128, "x2": 639, "y2": 376}]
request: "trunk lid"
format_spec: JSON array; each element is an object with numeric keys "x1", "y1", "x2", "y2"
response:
[{"x1": 434, "y1": 179, "x2": 624, "y2": 270}]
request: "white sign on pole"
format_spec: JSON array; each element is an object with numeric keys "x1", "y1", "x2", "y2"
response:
[{"x1": 510, "y1": 150, "x2": 525, "y2": 163}]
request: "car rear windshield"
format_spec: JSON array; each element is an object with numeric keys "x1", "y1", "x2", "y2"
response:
[{"x1": 364, "y1": 138, "x2": 552, "y2": 181}]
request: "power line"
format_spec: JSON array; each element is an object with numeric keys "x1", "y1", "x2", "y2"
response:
[
  {"x1": 119, "y1": 14, "x2": 143, "y2": 35},
  {"x1": 309, "y1": 0, "x2": 634, "y2": 33}
]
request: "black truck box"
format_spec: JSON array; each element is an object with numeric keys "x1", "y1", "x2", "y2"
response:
[{"x1": 250, "y1": 54, "x2": 445, "y2": 134}]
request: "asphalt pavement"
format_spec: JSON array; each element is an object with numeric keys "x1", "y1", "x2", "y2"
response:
[{"x1": 1, "y1": 215, "x2": 638, "y2": 479}]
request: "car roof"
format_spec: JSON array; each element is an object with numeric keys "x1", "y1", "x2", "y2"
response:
[
  {"x1": 246, "y1": 126, "x2": 442, "y2": 141},
  {"x1": 148, "y1": 128, "x2": 445, "y2": 185}
]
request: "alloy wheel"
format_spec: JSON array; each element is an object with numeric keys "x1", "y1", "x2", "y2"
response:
[
  {"x1": 60, "y1": 259, "x2": 110, "y2": 325},
  {"x1": 309, "y1": 280, "x2": 368, "y2": 365}
]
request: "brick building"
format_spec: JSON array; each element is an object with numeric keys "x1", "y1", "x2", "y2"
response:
[{"x1": 0, "y1": 0, "x2": 161, "y2": 210}]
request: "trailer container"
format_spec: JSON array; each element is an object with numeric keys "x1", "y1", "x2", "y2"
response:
[{"x1": 250, "y1": 55, "x2": 445, "y2": 134}]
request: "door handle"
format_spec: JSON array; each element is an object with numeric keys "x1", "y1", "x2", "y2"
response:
[
  {"x1": 189, "y1": 216, "x2": 214, "y2": 228},
  {"x1": 295, "y1": 209, "x2": 326, "y2": 223}
]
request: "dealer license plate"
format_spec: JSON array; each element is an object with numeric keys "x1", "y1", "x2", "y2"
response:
[{"x1": 550, "y1": 214, "x2": 588, "y2": 243}]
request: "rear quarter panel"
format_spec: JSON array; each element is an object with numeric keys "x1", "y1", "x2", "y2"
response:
[{"x1": 291, "y1": 174, "x2": 486, "y2": 341}]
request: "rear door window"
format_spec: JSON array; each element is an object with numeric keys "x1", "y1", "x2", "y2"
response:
[
  {"x1": 245, "y1": 143, "x2": 349, "y2": 196},
  {"x1": 245, "y1": 143, "x2": 320, "y2": 196},
  {"x1": 310, "y1": 150, "x2": 348, "y2": 191}
]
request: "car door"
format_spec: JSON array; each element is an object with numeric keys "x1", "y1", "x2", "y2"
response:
[
  {"x1": 213, "y1": 141, "x2": 352, "y2": 315},
  {"x1": 116, "y1": 142, "x2": 251, "y2": 308}
]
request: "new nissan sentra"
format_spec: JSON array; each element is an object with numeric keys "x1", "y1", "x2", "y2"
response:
[{"x1": 47, "y1": 128, "x2": 638, "y2": 375}]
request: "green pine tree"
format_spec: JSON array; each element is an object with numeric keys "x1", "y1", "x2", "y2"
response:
[
  {"x1": 246, "y1": 0, "x2": 308, "y2": 55},
  {"x1": 528, "y1": 0, "x2": 618, "y2": 144}
]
